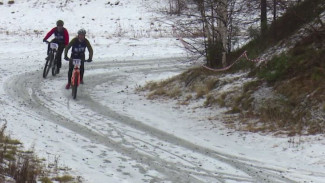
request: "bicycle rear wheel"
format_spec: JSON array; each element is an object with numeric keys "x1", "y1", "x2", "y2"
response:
[
  {"x1": 72, "y1": 76, "x2": 78, "y2": 99},
  {"x1": 43, "y1": 54, "x2": 53, "y2": 78}
]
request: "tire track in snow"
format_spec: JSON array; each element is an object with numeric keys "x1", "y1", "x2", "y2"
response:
[
  {"x1": 4, "y1": 58, "x2": 298, "y2": 183},
  {"x1": 82, "y1": 60, "x2": 298, "y2": 183}
]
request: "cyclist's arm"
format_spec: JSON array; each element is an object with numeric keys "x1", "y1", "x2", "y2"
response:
[
  {"x1": 64, "y1": 28, "x2": 69, "y2": 46},
  {"x1": 64, "y1": 38, "x2": 76, "y2": 58},
  {"x1": 86, "y1": 39, "x2": 93, "y2": 60},
  {"x1": 43, "y1": 27, "x2": 56, "y2": 41}
]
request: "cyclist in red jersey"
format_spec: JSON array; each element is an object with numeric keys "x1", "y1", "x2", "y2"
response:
[{"x1": 43, "y1": 20, "x2": 69, "y2": 74}]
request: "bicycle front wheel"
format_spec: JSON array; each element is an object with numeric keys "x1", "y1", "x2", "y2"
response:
[
  {"x1": 51, "y1": 53, "x2": 57, "y2": 76},
  {"x1": 43, "y1": 54, "x2": 53, "y2": 78}
]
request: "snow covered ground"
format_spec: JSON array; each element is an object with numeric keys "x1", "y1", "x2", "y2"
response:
[{"x1": 0, "y1": 0, "x2": 325, "y2": 182}]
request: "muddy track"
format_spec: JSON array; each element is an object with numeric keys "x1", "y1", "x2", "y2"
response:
[{"x1": 4, "y1": 58, "x2": 298, "y2": 183}]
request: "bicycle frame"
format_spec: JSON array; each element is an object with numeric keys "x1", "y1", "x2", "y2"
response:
[{"x1": 43, "y1": 42, "x2": 58, "y2": 78}]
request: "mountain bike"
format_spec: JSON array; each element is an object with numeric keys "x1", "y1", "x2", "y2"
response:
[
  {"x1": 43, "y1": 41, "x2": 58, "y2": 78},
  {"x1": 71, "y1": 59, "x2": 81, "y2": 99}
]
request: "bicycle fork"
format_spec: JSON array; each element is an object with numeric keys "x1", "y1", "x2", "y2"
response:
[{"x1": 71, "y1": 66, "x2": 80, "y2": 87}]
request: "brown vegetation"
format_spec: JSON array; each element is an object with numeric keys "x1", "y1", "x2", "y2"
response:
[{"x1": 0, "y1": 122, "x2": 79, "y2": 183}]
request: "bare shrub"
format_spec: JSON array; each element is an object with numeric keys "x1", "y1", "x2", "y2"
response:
[{"x1": 167, "y1": 0, "x2": 187, "y2": 15}]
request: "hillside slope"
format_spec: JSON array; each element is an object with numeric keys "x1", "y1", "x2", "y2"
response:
[{"x1": 140, "y1": 0, "x2": 325, "y2": 136}]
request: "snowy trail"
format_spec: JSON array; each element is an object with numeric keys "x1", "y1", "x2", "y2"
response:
[
  {"x1": 0, "y1": 0, "x2": 324, "y2": 182},
  {"x1": 3, "y1": 58, "x2": 301, "y2": 183}
]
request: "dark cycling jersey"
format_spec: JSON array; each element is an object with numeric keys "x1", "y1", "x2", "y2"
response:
[{"x1": 64, "y1": 37, "x2": 93, "y2": 60}]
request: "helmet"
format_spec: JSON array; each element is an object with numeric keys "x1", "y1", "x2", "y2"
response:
[
  {"x1": 78, "y1": 29, "x2": 86, "y2": 35},
  {"x1": 56, "y1": 20, "x2": 64, "y2": 26}
]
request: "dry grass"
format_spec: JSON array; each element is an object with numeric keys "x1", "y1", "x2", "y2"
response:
[
  {"x1": 53, "y1": 175, "x2": 74, "y2": 182},
  {"x1": 0, "y1": 122, "x2": 42, "y2": 182},
  {"x1": 203, "y1": 94, "x2": 217, "y2": 107},
  {"x1": 195, "y1": 87, "x2": 208, "y2": 99},
  {"x1": 0, "y1": 121, "x2": 80, "y2": 183},
  {"x1": 147, "y1": 85, "x2": 181, "y2": 100},
  {"x1": 39, "y1": 177, "x2": 53, "y2": 183},
  {"x1": 147, "y1": 88, "x2": 167, "y2": 99},
  {"x1": 140, "y1": 67, "x2": 219, "y2": 101}
]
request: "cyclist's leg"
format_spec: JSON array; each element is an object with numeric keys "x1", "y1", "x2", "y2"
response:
[
  {"x1": 80, "y1": 57, "x2": 85, "y2": 83},
  {"x1": 68, "y1": 59, "x2": 74, "y2": 83},
  {"x1": 66, "y1": 59, "x2": 73, "y2": 89},
  {"x1": 56, "y1": 44, "x2": 65, "y2": 69}
]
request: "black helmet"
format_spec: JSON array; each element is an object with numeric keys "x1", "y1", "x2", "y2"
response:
[
  {"x1": 56, "y1": 20, "x2": 64, "y2": 26},
  {"x1": 78, "y1": 28, "x2": 86, "y2": 35}
]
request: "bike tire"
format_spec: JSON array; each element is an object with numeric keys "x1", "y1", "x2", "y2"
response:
[
  {"x1": 51, "y1": 52, "x2": 57, "y2": 76},
  {"x1": 72, "y1": 76, "x2": 78, "y2": 99},
  {"x1": 43, "y1": 54, "x2": 52, "y2": 78}
]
